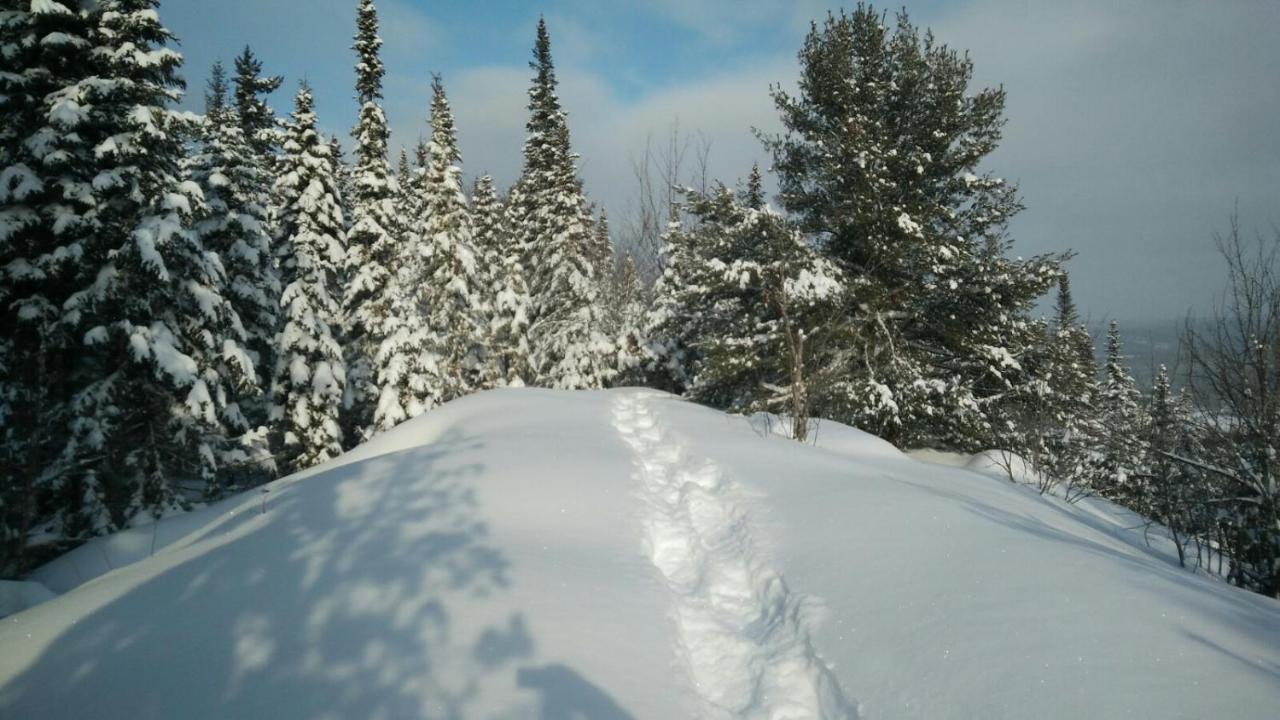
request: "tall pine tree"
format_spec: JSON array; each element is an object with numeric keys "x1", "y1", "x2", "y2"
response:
[
  {"x1": 0, "y1": 0, "x2": 99, "y2": 568},
  {"x1": 270, "y1": 85, "x2": 347, "y2": 473},
  {"x1": 231, "y1": 45, "x2": 283, "y2": 162},
  {"x1": 417, "y1": 76, "x2": 484, "y2": 402},
  {"x1": 341, "y1": 0, "x2": 400, "y2": 442},
  {"x1": 512, "y1": 19, "x2": 611, "y2": 389},
  {"x1": 58, "y1": 0, "x2": 260, "y2": 530},
  {"x1": 764, "y1": 5, "x2": 1061, "y2": 448},
  {"x1": 1087, "y1": 320, "x2": 1144, "y2": 501},
  {"x1": 188, "y1": 61, "x2": 281, "y2": 441},
  {"x1": 472, "y1": 175, "x2": 532, "y2": 387}
]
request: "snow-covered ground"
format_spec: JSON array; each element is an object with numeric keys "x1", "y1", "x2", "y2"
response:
[{"x1": 1, "y1": 388, "x2": 1277, "y2": 718}]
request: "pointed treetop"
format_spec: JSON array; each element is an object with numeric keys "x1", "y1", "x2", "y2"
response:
[
  {"x1": 429, "y1": 74, "x2": 460, "y2": 165},
  {"x1": 397, "y1": 146, "x2": 410, "y2": 179},
  {"x1": 744, "y1": 161, "x2": 765, "y2": 210},
  {"x1": 533, "y1": 16, "x2": 553, "y2": 78},
  {"x1": 294, "y1": 81, "x2": 315, "y2": 119},
  {"x1": 233, "y1": 45, "x2": 283, "y2": 156},
  {"x1": 1055, "y1": 273, "x2": 1078, "y2": 331},
  {"x1": 1106, "y1": 319, "x2": 1122, "y2": 357},
  {"x1": 527, "y1": 17, "x2": 563, "y2": 131},
  {"x1": 205, "y1": 60, "x2": 228, "y2": 117},
  {"x1": 353, "y1": 0, "x2": 385, "y2": 105}
]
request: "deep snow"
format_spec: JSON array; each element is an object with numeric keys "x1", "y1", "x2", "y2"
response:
[{"x1": 1, "y1": 388, "x2": 1277, "y2": 718}]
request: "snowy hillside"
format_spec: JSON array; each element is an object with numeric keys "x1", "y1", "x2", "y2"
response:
[{"x1": 2, "y1": 389, "x2": 1278, "y2": 719}]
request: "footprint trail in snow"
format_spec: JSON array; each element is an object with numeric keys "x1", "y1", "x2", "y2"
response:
[{"x1": 612, "y1": 391, "x2": 858, "y2": 720}]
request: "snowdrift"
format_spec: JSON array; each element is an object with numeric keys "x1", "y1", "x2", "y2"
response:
[{"x1": 1, "y1": 388, "x2": 1277, "y2": 719}]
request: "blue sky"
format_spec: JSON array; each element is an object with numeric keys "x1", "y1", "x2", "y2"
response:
[{"x1": 161, "y1": 0, "x2": 1280, "y2": 325}]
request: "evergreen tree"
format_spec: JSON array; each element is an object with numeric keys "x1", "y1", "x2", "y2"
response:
[
  {"x1": 647, "y1": 184, "x2": 851, "y2": 440},
  {"x1": 1087, "y1": 320, "x2": 1145, "y2": 500},
  {"x1": 591, "y1": 208, "x2": 613, "y2": 283},
  {"x1": 512, "y1": 19, "x2": 612, "y2": 389},
  {"x1": 609, "y1": 252, "x2": 649, "y2": 385},
  {"x1": 0, "y1": 0, "x2": 99, "y2": 568},
  {"x1": 1146, "y1": 365, "x2": 1177, "y2": 515},
  {"x1": 188, "y1": 61, "x2": 281, "y2": 443},
  {"x1": 341, "y1": 0, "x2": 401, "y2": 442},
  {"x1": 369, "y1": 141, "x2": 438, "y2": 432},
  {"x1": 1034, "y1": 274, "x2": 1099, "y2": 491},
  {"x1": 642, "y1": 211, "x2": 697, "y2": 393},
  {"x1": 743, "y1": 161, "x2": 765, "y2": 210},
  {"x1": 417, "y1": 76, "x2": 484, "y2": 401},
  {"x1": 473, "y1": 175, "x2": 531, "y2": 387},
  {"x1": 763, "y1": 5, "x2": 1061, "y2": 447},
  {"x1": 56, "y1": 0, "x2": 260, "y2": 530},
  {"x1": 232, "y1": 45, "x2": 283, "y2": 160},
  {"x1": 271, "y1": 85, "x2": 347, "y2": 473}
]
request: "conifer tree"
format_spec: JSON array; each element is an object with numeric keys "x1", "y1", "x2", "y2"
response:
[
  {"x1": 368, "y1": 140, "x2": 438, "y2": 432},
  {"x1": 188, "y1": 61, "x2": 281, "y2": 438},
  {"x1": 647, "y1": 183, "x2": 850, "y2": 440},
  {"x1": 764, "y1": 5, "x2": 1061, "y2": 447},
  {"x1": 341, "y1": 0, "x2": 401, "y2": 442},
  {"x1": 1032, "y1": 274, "x2": 1099, "y2": 491},
  {"x1": 591, "y1": 209, "x2": 613, "y2": 283},
  {"x1": 473, "y1": 175, "x2": 532, "y2": 387},
  {"x1": 418, "y1": 76, "x2": 484, "y2": 401},
  {"x1": 1087, "y1": 320, "x2": 1144, "y2": 500},
  {"x1": 643, "y1": 211, "x2": 697, "y2": 393},
  {"x1": 0, "y1": 0, "x2": 100, "y2": 566},
  {"x1": 609, "y1": 252, "x2": 650, "y2": 385},
  {"x1": 743, "y1": 161, "x2": 765, "y2": 210},
  {"x1": 271, "y1": 85, "x2": 347, "y2": 473},
  {"x1": 512, "y1": 19, "x2": 612, "y2": 389},
  {"x1": 56, "y1": 0, "x2": 261, "y2": 529},
  {"x1": 1146, "y1": 365, "x2": 1178, "y2": 515},
  {"x1": 232, "y1": 45, "x2": 283, "y2": 161}
]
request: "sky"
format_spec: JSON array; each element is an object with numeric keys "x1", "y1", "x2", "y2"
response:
[{"x1": 161, "y1": 0, "x2": 1280, "y2": 324}]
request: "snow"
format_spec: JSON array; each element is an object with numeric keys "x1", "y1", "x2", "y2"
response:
[
  {"x1": 0, "y1": 582, "x2": 54, "y2": 620},
  {"x1": 2, "y1": 389, "x2": 1278, "y2": 719}
]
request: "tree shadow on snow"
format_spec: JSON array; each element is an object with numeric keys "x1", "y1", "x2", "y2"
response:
[{"x1": 0, "y1": 427, "x2": 633, "y2": 719}]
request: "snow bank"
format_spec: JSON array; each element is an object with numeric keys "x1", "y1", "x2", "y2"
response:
[
  {"x1": 0, "y1": 581, "x2": 55, "y2": 619},
  {"x1": 1, "y1": 388, "x2": 1277, "y2": 719}
]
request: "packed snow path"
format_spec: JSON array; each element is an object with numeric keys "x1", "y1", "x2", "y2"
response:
[{"x1": 612, "y1": 391, "x2": 857, "y2": 719}]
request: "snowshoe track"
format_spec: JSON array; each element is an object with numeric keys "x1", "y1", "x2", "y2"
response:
[{"x1": 612, "y1": 391, "x2": 857, "y2": 720}]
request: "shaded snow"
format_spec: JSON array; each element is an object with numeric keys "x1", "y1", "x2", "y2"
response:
[{"x1": 2, "y1": 389, "x2": 1278, "y2": 719}]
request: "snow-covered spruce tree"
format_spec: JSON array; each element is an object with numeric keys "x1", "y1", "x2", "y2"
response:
[
  {"x1": 417, "y1": 76, "x2": 484, "y2": 401},
  {"x1": 1045, "y1": 276, "x2": 1099, "y2": 485},
  {"x1": 339, "y1": 0, "x2": 400, "y2": 443},
  {"x1": 0, "y1": 0, "x2": 101, "y2": 568},
  {"x1": 642, "y1": 210, "x2": 697, "y2": 393},
  {"x1": 763, "y1": 5, "x2": 1062, "y2": 448},
  {"x1": 365, "y1": 137, "x2": 437, "y2": 432},
  {"x1": 1145, "y1": 365, "x2": 1190, "y2": 562},
  {"x1": 55, "y1": 0, "x2": 261, "y2": 532},
  {"x1": 472, "y1": 174, "x2": 532, "y2": 387},
  {"x1": 512, "y1": 19, "x2": 612, "y2": 389},
  {"x1": 1008, "y1": 274, "x2": 1100, "y2": 495},
  {"x1": 232, "y1": 44, "x2": 283, "y2": 162},
  {"x1": 743, "y1": 161, "x2": 766, "y2": 210},
  {"x1": 187, "y1": 62, "x2": 281, "y2": 444},
  {"x1": 270, "y1": 85, "x2": 347, "y2": 474},
  {"x1": 650, "y1": 183, "x2": 852, "y2": 441},
  {"x1": 590, "y1": 208, "x2": 613, "y2": 289},
  {"x1": 1085, "y1": 320, "x2": 1145, "y2": 502},
  {"x1": 606, "y1": 251, "x2": 649, "y2": 386}
]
